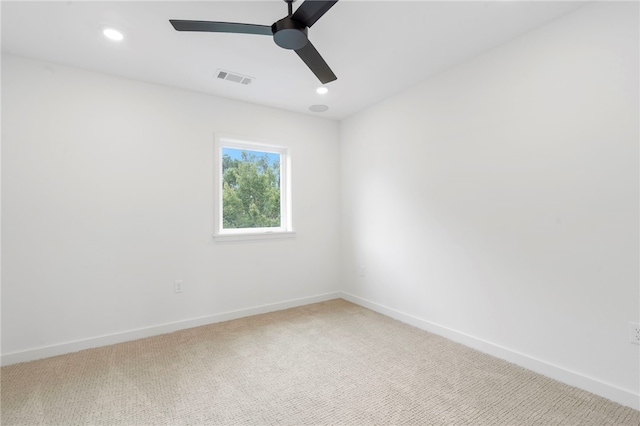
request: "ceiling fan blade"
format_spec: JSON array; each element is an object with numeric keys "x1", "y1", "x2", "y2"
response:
[
  {"x1": 291, "y1": 0, "x2": 338, "y2": 28},
  {"x1": 169, "y1": 20, "x2": 272, "y2": 36},
  {"x1": 295, "y1": 41, "x2": 337, "y2": 84}
]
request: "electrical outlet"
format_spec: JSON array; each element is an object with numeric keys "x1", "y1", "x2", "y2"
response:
[
  {"x1": 174, "y1": 280, "x2": 183, "y2": 293},
  {"x1": 629, "y1": 322, "x2": 640, "y2": 345}
]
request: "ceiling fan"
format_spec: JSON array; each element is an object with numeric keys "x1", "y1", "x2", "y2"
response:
[{"x1": 170, "y1": 0, "x2": 338, "y2": 84}]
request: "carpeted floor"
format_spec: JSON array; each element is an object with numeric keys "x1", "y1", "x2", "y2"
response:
[{"x1": 1, "y1": 299, "x2": 639, "y2": 425}]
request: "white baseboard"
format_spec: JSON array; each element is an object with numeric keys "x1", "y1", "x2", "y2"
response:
[
  {"x1": 339, "y1": 292, "x2": 640, "y2": 411},
  {"x1": 0, "y1": 292, "x2": 342, "y2": 367}
]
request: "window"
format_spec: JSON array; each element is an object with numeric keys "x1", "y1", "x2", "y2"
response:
[{"x1": 214, "y1": 135, "x2": 293, "y2": 241}]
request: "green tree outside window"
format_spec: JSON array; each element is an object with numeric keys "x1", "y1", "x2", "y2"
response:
[{"x1": 221, "y1": 148, "x2": 281, "y2": 229}]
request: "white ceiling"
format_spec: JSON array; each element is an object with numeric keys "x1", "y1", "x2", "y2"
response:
[{"x1": 1, "y1": 1, "x2": 587, "y2": 120}]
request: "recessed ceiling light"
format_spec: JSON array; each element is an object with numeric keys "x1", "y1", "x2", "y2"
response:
[
  {"x1": 102, "y1": 27, "x2": 124, "y2": 41},
  {"x1": 309, "y1": 104, "x2": 329, "y2": 113},
  {"x1": 316, "y1": 86, "x2": 329, "y2": 95}
]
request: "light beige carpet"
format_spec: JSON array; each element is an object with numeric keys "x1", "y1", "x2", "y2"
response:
[{"x1": 1, "y1": 299, "x2": 638, "y2": 425}]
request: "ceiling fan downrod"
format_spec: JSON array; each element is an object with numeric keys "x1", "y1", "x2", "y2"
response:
[{"x1": 285, "y1": 0, "x2": 295, "y2": 17}]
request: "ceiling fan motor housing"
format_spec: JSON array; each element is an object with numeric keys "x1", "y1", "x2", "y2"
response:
[{"x1": 272, "y1": 17, "x2": 309, "y2": 50}]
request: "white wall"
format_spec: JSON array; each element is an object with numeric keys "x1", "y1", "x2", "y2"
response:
[
  {"x1": 1, "y1": 54, "x2": 341, "y2": 359},
  {"x1": 340, "y1": 2, "x2": 639, "y2": 408}
]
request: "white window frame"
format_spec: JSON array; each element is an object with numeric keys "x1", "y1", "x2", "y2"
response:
[{"x1": 214, "y1": 134, "x2": 295, "y2": 242}]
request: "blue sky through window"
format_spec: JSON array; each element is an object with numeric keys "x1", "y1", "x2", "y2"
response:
[{"x1": 222, "y1": 147, "x2": 280, "y2": 164}]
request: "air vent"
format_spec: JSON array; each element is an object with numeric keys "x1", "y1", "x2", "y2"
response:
[{"x1": 216, "y1": 69, "x2": 254, "y2": 85}]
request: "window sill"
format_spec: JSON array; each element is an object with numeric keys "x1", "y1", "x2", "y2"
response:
[{"x1": 213, "y1": 231, "x2": 297, "y2": 243}]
